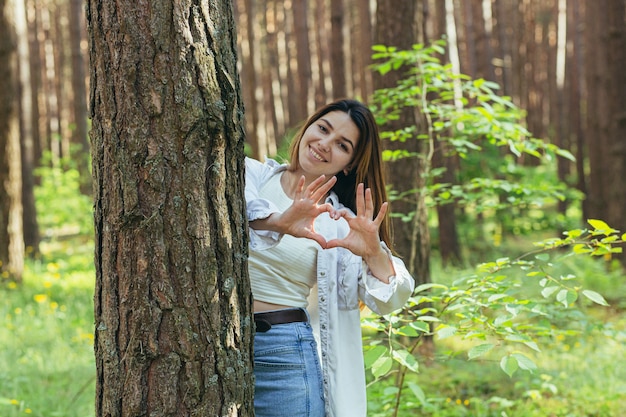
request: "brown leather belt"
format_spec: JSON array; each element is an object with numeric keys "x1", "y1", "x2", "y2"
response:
[{"x1": 254, "y1": 308, "x2": 308, "y2": 332}]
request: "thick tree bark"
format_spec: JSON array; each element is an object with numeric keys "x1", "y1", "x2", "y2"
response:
[
  {"x1": 87, "y1": 0, "x2": 253, "y2": 415},
  {"x1": 0, "y1": 0, "x2": 25, "y2": 283}
]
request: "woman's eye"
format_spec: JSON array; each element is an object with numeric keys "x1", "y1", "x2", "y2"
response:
[{"x1": 318, "y1": 124, "x2": 328, "y2": 133}]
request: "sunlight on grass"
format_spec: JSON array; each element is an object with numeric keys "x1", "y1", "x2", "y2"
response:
[{"x1": 1, "y1": 239, "x2": 95, "y2": 417}]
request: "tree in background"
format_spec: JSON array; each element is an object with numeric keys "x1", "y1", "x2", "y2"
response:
[
  {"x1": 374, "y1": 0, "x2": 431, "y2": 284},
  {"x1": 0, "y1": 0, "x2": 25, "y2": 284},
  {"x1": 87, "y1": 0, "x2": 253, "y2": 414},
  {"x1": 585, "y1": 0, "x2": 626, "y2": 265}
]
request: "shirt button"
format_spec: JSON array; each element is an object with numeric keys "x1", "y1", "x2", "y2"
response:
[{"x1": 320, "y1": 271, "x2": 326, "y2": 276}]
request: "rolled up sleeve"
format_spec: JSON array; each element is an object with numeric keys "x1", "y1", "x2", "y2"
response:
[{"x1": 359, "y1": 243, "x2": 415, "y2": 315}]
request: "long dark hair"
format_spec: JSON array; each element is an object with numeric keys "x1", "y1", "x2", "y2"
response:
[{"x1": 287, "y1": 99, "x2": 392, "y2": 247}]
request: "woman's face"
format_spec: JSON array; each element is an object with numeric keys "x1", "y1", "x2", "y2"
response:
[{"x1": 296, "y1": 110, "x2": 360, "y2": 180}]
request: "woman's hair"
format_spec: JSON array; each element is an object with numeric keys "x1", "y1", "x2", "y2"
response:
[{"x1": 287, "y1": 99, "x2": 392, "y2": 247}]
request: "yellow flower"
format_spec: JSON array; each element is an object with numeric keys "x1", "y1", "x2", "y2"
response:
[
  {"x1": 34, "y1": 294, "x2": 48, "y2": 303},
  {"x1": 464, "y1": 399, "x2": 470, "y2": 406},
  {"x1": 43, "y1": 281, "x2": 53, "y2": 288},
  {"x1": 50, "y1": 302, "x2": 59, "y2": 310},
  {"x1": 14, "y1": 307, "x2": 22, "y2": 315},
  {"x1": 47, "y1": 262, "x2": 60, "y2": 272},
  {"x1": 25, "y1": 409, "x2": 32, "y2": 414},
  {"x1": 8, "y1": 281, "x2": 17, "y2": 289},
  {"x1": 10, "y1": 399, "x2": 19, "y2": 405},
  {"x1": 456, "y1": 398, "x2": 462, "y2": 405}
]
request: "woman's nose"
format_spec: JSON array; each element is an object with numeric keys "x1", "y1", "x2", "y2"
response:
[{"x1": 318, "y1": 138, "x2": 331, "y2": 151}]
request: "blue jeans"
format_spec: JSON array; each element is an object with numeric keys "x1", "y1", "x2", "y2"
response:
[{"x1": 253, "y1": 319, "x2": 325, "y2": 417}]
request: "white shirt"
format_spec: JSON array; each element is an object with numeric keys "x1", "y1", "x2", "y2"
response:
[
  {"x1": 245, "y1": 157, "x2": 415, "y2": 417},
  {"x1": 248, "y1": 171, "x2": 318, "y2": 307}
]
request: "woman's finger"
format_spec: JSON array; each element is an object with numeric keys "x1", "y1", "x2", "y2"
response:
[
  {"x1": 372, "y1": 202, "x2": 388, "y2": 225},
  {"x1": 355, "y1": 183, "x2": 365, "y2": 215},
  {"x1": 309, "y1": 175, "x2": 336, "y2": 202}
]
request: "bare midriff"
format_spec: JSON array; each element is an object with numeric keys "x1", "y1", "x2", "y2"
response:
[{"x1": 253, "y1": 300, "x2": 293, "y2": 313}]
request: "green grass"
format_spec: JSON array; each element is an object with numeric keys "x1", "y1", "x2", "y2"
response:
[{"x1": 1, "y1": 238, "x2": 96, "y2": 417}]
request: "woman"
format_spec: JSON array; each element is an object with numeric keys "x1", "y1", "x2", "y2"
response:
[{"x1": 245, "y1": 99, "x2": 415, "y2": 417}]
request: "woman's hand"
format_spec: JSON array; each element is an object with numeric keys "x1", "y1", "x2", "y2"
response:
[
  {"x1": 251, "y1": 174, "x2": 337, "y2": 248},
  {"x1": 326, "y1": 184, "x2": 395, "y2": 283}
]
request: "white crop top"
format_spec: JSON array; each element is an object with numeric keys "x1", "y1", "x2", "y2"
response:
[{"x1": 248, "y1": 172, "x2": 318, "y2": 308}]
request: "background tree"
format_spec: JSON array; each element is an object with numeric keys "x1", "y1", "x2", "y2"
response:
[
  {"x1": 0, "y1": 0, "x2": 25, "y2": 284},
  {"x1": 15, "y1": 0, "x2": 40, "y2": 256},
  {"x1": 87, "y1": 0, "x2": 253, "y2": 415},
  {"x1": 374, "y1": 0, "x2": 431, "y2": 283},
  {"x1": 585, "y1": 0, "x2": 626, "y2": 264}
]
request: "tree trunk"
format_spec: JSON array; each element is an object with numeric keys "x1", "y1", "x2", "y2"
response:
[
  {"x1": 584, "y1": 0, "x2": 611, "y2": 225},
  {"x1": 430, "y1": 0, "x2": 462, "y2": 267},
  {"x1": 235, "y1": 0, "x2": 260, "y2": 158},
  {"x1": 356, "y1": 0, "x2": 373, "y2": 100},
  {"x1": 604, "y1": 0, "x2": 626, "y2": 263},
  {"x1": 260, "y1": 1, "x2": 280, "y2": 151},
  {"x1": 26, "y1": 0, "x2": 43, "y2": 171},
  {"x1": 292, "y1": 0, "x2": 311, "y2": 122},
  {"x1": 69, "y1": 0, "x2": 91, "y2": 195},
  {"x1": 15, "y1": 0, "x2": 40, "y2": 256},
  {"x1": 0, "y1": 0, "x2": 25, "y2": 283},
  {"x1": 87, "y1": 0, "x2": 253, "y2": 415},
  {"x1": 330, "y1": 0, "x2": 346, "y2": 98},
  {"x1": 313, "y1": 0, "x2": 329, "y2": 107},
  {"x1": 374, "y1": 0, "x2": 431, "y2": 283}
]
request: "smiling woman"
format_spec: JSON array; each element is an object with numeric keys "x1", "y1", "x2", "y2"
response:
[{"x1": 245, "y1": 98, "x2": 415, "y2": 417}]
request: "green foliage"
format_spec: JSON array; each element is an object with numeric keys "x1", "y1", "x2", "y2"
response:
[
  {"x1": 34, "y1": 155, "x2": 93, "y2": 239},
  {"x1": 370, "y1": 41, "x2": 582, "y2": 236},
  {"x1": 363, "y1": 220, "x2": 624, "y2": 416},
  {"x1": 362, "y1": 40, "x2": 626, "y2": 416}
]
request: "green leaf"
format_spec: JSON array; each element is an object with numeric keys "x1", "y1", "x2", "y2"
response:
[
  {"x1": 500, "y1": 355, "x2": 519, "y2": 377},
  {"x1": 395, "y1": 325, "x2": 419, "y2": 337},
  {"x1": 468, "y1": 343, "x2": 495, "y2": 360},
  {"x1": 541, "y1": 286, "x2": 559, "y2": 298},
  {"x1": 363, "y1": 345, "x2": 387, "y2": 368},
  {"x1": 392, "y1": 349, "x2": 420, "y2": 373},
  {"x1": 411, "y1": 321, "x2": 431, "y2": 333},
  {"x1": 371, "y1": 355, "x2": 393, "y2": 378},
  {"x1": 582, "y1": 290, "x2": 609, "y2": 306},
  {"x1": 414, "y1": 282, "x2": 448, "y2": 293},
  {"x1": 524, "y1": 341, "x2": 541, "y2": 352},
  {"x1": 555, "y1": 148, "x2": 576, "y2": 161},
  {"x1": 556, "y1": 289, "x2": 577, "y2": 307},
  {"x1": 436, "y1": 325, "x2": 458, "y2": 340},
  {"x1": 512, "y1": 353, "x2": 537, "y2": 372},
  {"x1": 588, "y1": 219, "x2": 614, "y2": 235},
  {"x1": 407, "y1": 382, "x2": 427, "y2": 405},
  {"x1": 417, "y1": 315, "x2": 441, "y2": 322}
]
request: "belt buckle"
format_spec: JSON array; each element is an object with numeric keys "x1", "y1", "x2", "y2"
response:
[{"x1": 255, "y1": 318, "x2": 272, "y2": 332}]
